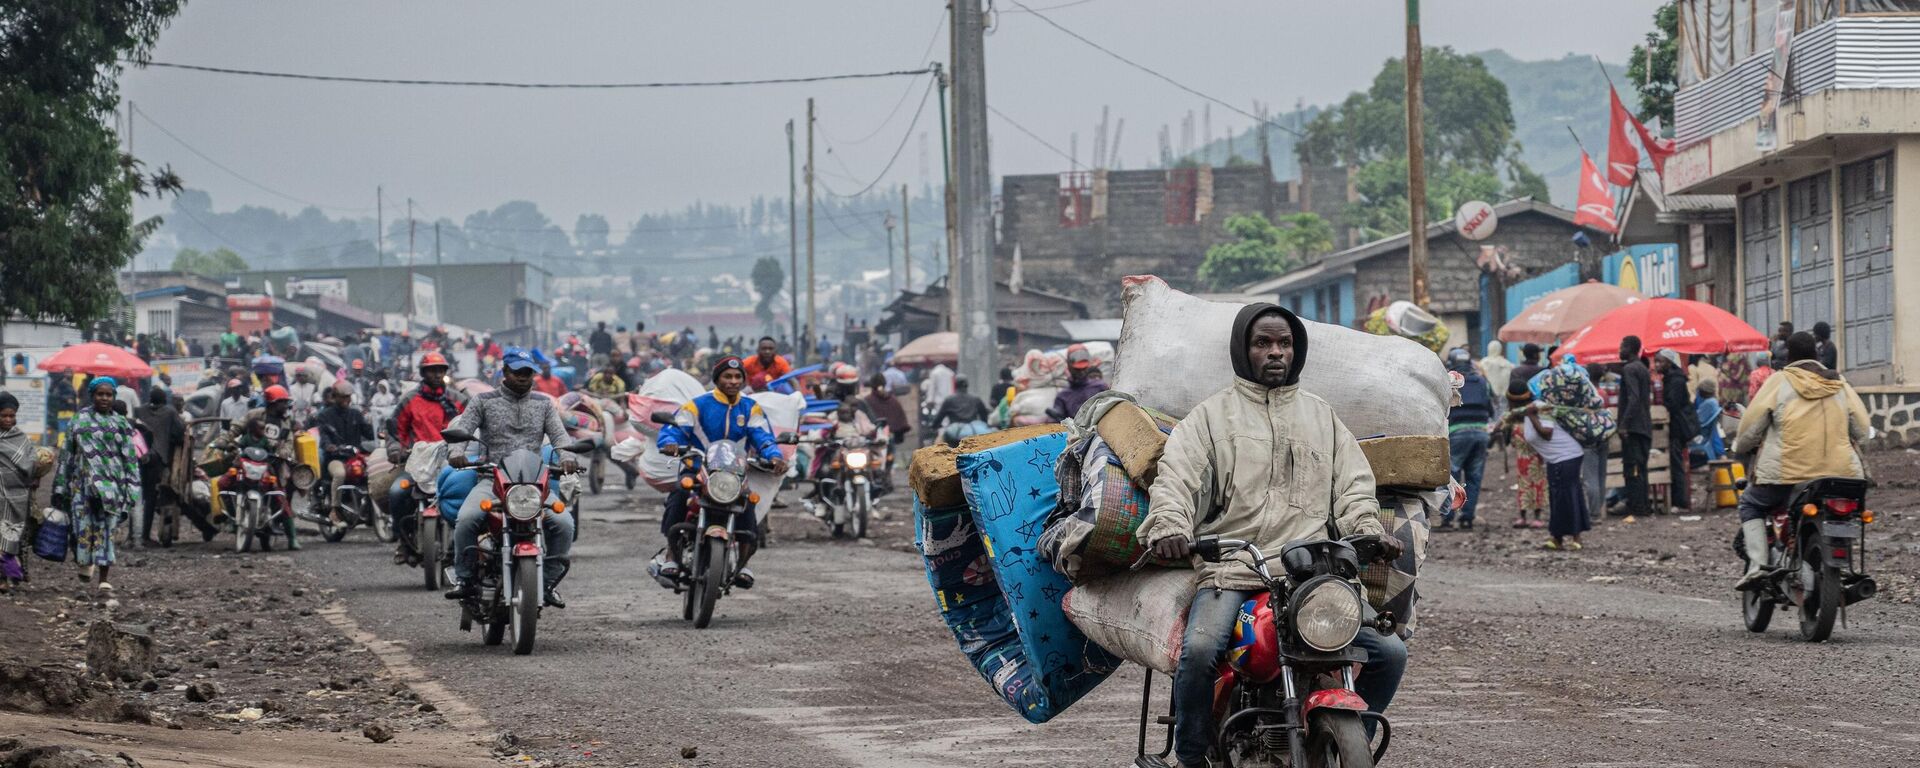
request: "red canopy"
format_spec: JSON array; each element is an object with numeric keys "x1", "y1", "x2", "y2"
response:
[
  {"x1": 1555, "y1": 298, "x2": 1768, "y2": 365},
  {"x1": 35, "y1": 342, "x2": 154, "y2": 379}
]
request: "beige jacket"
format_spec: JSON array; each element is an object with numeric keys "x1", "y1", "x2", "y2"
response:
[
  {"x1": 1139, "y1": 377, "x2": 1384, "y2": 591},
  {"x1": 1732, "y1": 361, "x2": 1870, "y2": 485}
]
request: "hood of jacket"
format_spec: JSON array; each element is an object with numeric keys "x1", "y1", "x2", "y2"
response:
[
  {"x1": 1780, "y1": 361, "x2": 1844, "y2": 400},
  {"x1": 1229, "y1": 302, "x2": 1308, "y2": 386}
]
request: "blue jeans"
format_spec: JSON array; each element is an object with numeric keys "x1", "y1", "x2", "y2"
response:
[
  {"x1": 451, "y1": 484, "x2": 574, "y2": 590},
  {"x1": 1174, "y1": 588, "x2": 1407, "y2": 765},
  {"x1": 1447, "y1": 429, "x2": 1489, "y2": 523}
]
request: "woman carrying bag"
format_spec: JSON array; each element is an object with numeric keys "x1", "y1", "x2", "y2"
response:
[{"x1": 52, "y1": 378, "x2": 144, "y2": 591}]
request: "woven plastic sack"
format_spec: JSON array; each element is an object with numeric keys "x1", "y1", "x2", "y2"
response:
[
  {"x1": 913, "y1": 430, "x2": 1120, "y2": 724},
  {"x1": 1062, "y1": 567, "x2": 1199, "y2": 674},
  {"x1": 1038, "y1": 436, "x2": 1169, "y2": 583},
  {"x1": 1361, "y1": 488, "x2": 1437, "y2": 637},
  {"x1": 1532, "y1": 364, "x2": 1616, "y2": 447},
  {"x1": 1111, "y1": 276, "x2": 1449, "y2": 438}
]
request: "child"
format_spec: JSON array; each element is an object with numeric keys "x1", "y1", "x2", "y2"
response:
[
  {"x1": 1522, "y1": 401, "x2": 1591, "y2": 551},
  {"x1": 1502, "y1": 381, "x2": 1546, "y2": 530}
]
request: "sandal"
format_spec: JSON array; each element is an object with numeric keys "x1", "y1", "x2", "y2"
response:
[
  {"x1": 1542, "y1": 539, "x2": 1561, "y2": 550},
  {"x1": 1511, "y1": 518, "x2": 1529, "y2": 529},
  {"x1": 1528, "y1": 519, "x2": 1547, "y2": 529},
  {"x1": 1565, "y1": 541, "x2": 1584, "y2": 551}
]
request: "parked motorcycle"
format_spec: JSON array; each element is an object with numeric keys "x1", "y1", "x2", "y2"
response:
[
  {"x1": 1736, "y1": 477, "x2": 1877, "y2": 642},
  {"x1": 219, "y1": 446, "x2": 293, "y2": 553},
  {"x1": 440, "y1": 428, "x2": 592, "y2": 655},
  {"x1": 792, "y1": 425, "x2": 889, "y2": 540},
  {"x1": 311, "y1": 441, "x2": 390, "y2": 543},
  {"x1": 1134, "y1": 535, "x2": 1396, "y2": 768},
  {"x1": 653, "y1": 412, "x2": 775, "y2": 629}
]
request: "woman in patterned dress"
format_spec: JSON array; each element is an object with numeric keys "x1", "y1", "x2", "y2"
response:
[{"x1": 52, "y1": 378, "x2": 143, "y2": 590}]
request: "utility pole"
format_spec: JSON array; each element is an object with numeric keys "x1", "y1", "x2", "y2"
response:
[
  {"x1": 787, "y1": 119, "x2": 801, "y2": 354},
  {"x1": 806, "y1": 97, "x2": 817, "y2": 364},
  {"x1": 934, "y1": 61, "x2": 956, "y2": 331},
  {"x1": 1405, "y1": 0, "x2": 1432, "y2": 308},
  {"x1": 901, "y1": 184, "x2": 913, "y2": 291},
  {"x1": 951, "y1": 0, "x2": 996, "y2": 389},
  {"x1": 406, "y1": 198, "x2": 417, "y2": 316},
  {"x1": 376, "y1": 186, "x2": 384, "y2": 270},
  {"x1": 884, "y1": 211, "x2": 898, "y2": 295},
  {"x1": 434, "y1": 222, "x2": 443, "y2": 326}
]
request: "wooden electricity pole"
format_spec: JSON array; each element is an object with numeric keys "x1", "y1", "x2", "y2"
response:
[
  {"x1": 788, "y1": 119, "x2": 801, "y2": 349},
  {"x1": 806, "y1": 97, "x2": 817, "y2": 363},
  {"x1": 1406, "y1": 0, "x2": 1432, "y2": 308},
  {"x1": 901, "y1": 184, "x2": 913, "y2": 291}
]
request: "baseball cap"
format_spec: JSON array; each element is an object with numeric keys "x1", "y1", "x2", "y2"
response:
[
  {"x1": 502, "y1": 347, "x2": 540, "y2": 372},
  {"x1": 262, "y1": 385, "x2": 291, "y2": 403}
]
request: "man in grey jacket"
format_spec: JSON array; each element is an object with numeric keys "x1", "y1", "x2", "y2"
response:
[{"x1": 1140, "y1": 303, "x2": 1406, "y2": 768}]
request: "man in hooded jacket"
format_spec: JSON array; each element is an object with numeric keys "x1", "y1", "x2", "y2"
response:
[{"x1": 1139, "y1": 303, "x2": 1406, "y2": 768}]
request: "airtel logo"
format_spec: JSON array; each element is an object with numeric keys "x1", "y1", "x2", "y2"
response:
[{"x1": 1660, "y1": 316, "x2": 1698, "y2": 339}]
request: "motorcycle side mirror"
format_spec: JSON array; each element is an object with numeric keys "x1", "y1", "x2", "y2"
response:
[
  {"x1": 440, "y1": 428, "x2": 475, "y2": 443},
  {"x1": 649, "y1": 411, "x2": 675, "y2": 426},
  {"x1": 562, "y1": 440, "x2": 596, "y2": 455}
]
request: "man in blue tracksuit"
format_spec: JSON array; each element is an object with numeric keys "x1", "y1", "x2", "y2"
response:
[
  {"x1": 648, "y1": 357, "x2": 787, "y2": 590},
  {"x1": 1440, "y1": 347, "x2": 1494, "y2": 531}
]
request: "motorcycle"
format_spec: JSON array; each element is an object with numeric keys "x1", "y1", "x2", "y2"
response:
[
  {"x1": 1135, "y1": 535, "x2": 1396, "y2": 768},
  {"x1": 652, "y1": 412, "x2": 776, "y2": 629},
  {"x1": 395, "y1": 442, "x2": 454, "y2": 591},
  {"x1": 1736, "y1": 477, "x2": 1877, "y2": 642},
  {"x1": 311, "y1": 441, "x2": 390, "y2": 543},
  {"x1": 792, "y1": 424, "x2": 889, "y2": 540},
  {"x1": 439, "y1": 428, "x2": 592, "y2": 655},
  {"x1": 219, "y1": 446, "x2": 293, "y2": 553}
]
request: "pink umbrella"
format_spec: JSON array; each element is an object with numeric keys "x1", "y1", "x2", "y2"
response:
[
  {"x1": 1556, "y1": 298, "x2": 1769, "y2": 365},
  {"x1": 893, "y1": 331, "x2": 959, "y2": 366},
  {"x1": 36, "y1": 342, "x2": 154, "y2": 379},
  {"x1": 1498, "y1": 282, "x2": 1645, "y2": 345}
]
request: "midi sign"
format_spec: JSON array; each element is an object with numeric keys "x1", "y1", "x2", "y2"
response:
[{"x1": 1603, "y1": 244, "x2": 1680, "y2": 299}]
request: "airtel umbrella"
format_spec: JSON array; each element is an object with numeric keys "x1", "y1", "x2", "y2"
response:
[
  {"x1": 1554, "y1": 298, "x2": 1769, "y2": 365},
  {"x1": 35, "y1": 342, "x2": 154, "y2": 379},
  {"x1": 1497, "y1": 281, "x2": 1645, "y2": 345}
]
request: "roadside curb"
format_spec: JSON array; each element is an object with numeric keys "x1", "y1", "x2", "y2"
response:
[{"x1": 315, "y1": 602, "x2": 492, "y2": 735}]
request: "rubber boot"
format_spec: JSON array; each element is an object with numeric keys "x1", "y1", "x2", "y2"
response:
[
  {"x1": 1736, "y1": 519, "x2": 1768, "y2": 589},
  {"x1": 282, "y1": 517, "x2": 303, "y2": 551}
]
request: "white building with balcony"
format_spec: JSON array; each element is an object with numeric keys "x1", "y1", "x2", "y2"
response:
[{"x1": 1665, "y1": 0, "x2": 1920, "y2": 443}]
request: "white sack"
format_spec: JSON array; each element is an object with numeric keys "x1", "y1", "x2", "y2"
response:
[
  {"x1": 609, "y1": 436, "x2": 649, "y2": 464},
  {"x1": 748, "y1": 391, "x2": 806, "y2": 433},
  {"x1": 1062, "y1": 567, "x2": 1200, "y2": 675},
  {"x1": 638, "y1": 368, "x2": 706, "y2": 403},
  {"x1": 1110, "y1": 276, "x2": 1450, "y2": 438},
  {"x1": 1010, "y1": 387, "x2": 1059, "y2": 419}
]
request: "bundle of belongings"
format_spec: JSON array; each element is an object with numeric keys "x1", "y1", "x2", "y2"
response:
[{"x1": 910, "y1": 276, "x2": 1448, "y2": 714}]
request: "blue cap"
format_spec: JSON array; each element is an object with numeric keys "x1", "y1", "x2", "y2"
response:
[{"x1": 502, "y1": 347, "x2": 540, "y2": 372}]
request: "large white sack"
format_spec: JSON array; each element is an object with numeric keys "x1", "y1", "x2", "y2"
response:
[
  {"x1": 639, "y1": 368, "x2": 706, "y2": 403},
  {"x1": 1062, "y1": 567, "x2": 1200, "y2": 675},
  {"x1": 748, "y1": 391, "x2": 805, "y2": 433},
  {"x1": 1010, "y1": 387, "x2": 1059, "y2": 419},
  {"x1": 1111, "y1": 276, "x2": 1450, "y2": 438}
]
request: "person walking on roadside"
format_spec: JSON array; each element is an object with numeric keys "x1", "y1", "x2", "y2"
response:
[
  {"x1": 0, "y1": 393, "x2": 43, "y2": 591},
  {"x1": 1731, "y1": 332, "x2": 1870, "y2": 589},
  {"x1": 1615, "y1": 336, "x2": 1654, "y2": 519},
  {"x1": 1481, "y1": 340, "x2": 1515, "y2": 415},
  {"x1": 1812, "y1": 322, "x2": 1839, "y2": 370},
  {"x1": 1520, "y1": 398, "x2": 1590, "y2": 551},
  {"x1": 1439, "y1": 348, "x2": 1492, "y2": 532},
  {"x1": 1654, "y1": 349, "x2": 1701, "y2": 513},
  {"x1": 53, "y1": 378, "x2": 144, "y2": 591},
  {"x1": 1511, "y1": 343, "x2": 1547, "y2": 391},
  {"x1": 134, "y1": 387, "x2": 192, "y2": 547}
]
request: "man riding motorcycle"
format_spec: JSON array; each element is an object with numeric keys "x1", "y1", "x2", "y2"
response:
[
  {"x1": 314, "y1": 381, "x2": 376, "y2": 526},
  {"x1": 1140, "y1": 303, "x2": 1406, "y2": 768},
  {"x1": 648, "y1": 357, "x2": 787, "y2": 590},
  {"x1": 215, "y1": 384, "x2": 303, "y2": 550},
  {"x1": 1731, "y1": 331, "x2": 1872, "y2": 589},
  {"x1": 388, "y1": 352, "x2": 467, "y2": 563},
  {"x1": 442, "y1": 349, "x2": 579, "y2": 609}
]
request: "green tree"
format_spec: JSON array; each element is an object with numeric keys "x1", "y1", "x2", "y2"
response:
[
  {"x1": 170, "y1": 246, "x2": 248, "y2": 278},
  {"x1": 750, "y1": 256, "x2": 784, "y2": 330},
  {"x1": 1298, "y1": 47, "x2": 1545, "y2": 239},
  {"x1": 1199, "y1": 214, "x2": 1295, "y2": 290},
  {"x1": 574, "y1": 213, "x2": 610, "y2": 253},
  {"x1": 1627, "y1": 2, "x2": 1679, "y2": 129},
  {"x1": 1, "y1": 1, "x2": 186, "y2": 328},
  {"x1": 1274, "y1": 212, "x2": 1334, "y2": 265}
]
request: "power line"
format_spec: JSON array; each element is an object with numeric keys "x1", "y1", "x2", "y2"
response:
[
  {"x1": 130, "y1": 104, "x2": 374, "y2": 213},
  {"x1": 134, "y1": 59, "x2": 934, "y2": 90},
  {"x1": 1003, "y1": 0, "x2": 1303, "y2": 139},
  {"x1": 1001, "y1": 0, "x2": 1101, "y2": 12},
  {"x1": 819, "y1": 76, "x2": 937, "y2": 199},
  {"x1": 820, "y1": 11, "x2": 947, "y2": 147},
  {"x1": 988, "y1": 105, "x2": 1082, "y2": 170}
]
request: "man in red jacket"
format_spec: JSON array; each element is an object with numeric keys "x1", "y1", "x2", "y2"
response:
[{"x1": 389, "y1": 353, "x2": 467, "y2": 563}]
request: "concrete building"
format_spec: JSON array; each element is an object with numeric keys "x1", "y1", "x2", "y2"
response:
[
  {"x1": 995, "y1": 162, "x2": 1355, "y2": 314},
  {"x1": 230, "y1": 262, "x2": 551, "y2": 344},
  {"x1": 1238, "y1": 199, "x2": 1611, "y2": 351},
  {"x1": 1664, "y1": 1, "x2": 1920, "y2": 442}
]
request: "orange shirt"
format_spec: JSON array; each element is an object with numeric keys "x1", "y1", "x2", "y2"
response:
[{"x1": 743, "y1": 355, "x2": 792, "y2": 390}]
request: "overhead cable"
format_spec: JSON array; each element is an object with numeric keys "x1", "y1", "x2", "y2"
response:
[
  {"x1": 133, "y1": 59, "x2": 934, "y2": 89},
  {"x1": 130, "y1": 103, "x2": 373, "y2": 213}
]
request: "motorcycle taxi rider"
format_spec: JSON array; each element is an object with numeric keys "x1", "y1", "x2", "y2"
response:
[
  {"x1": 441, "y1": 348, "x2": 580, "y2": 609},
  {"x1": 387, "y1": 352, "x2": 466, "y2": 564},
  {"x1": 214, "y1": 384, "x2": 304, "y2": 550},
  {"x1": 1139, "y1": 303, "x2": 1406, "y2": 768},
  {"x1": 313, "y1": 381, "x2": 376, "y2": 527},
  {"x1": 648, "y1": 357, "x2": 788, "y2": 590}
]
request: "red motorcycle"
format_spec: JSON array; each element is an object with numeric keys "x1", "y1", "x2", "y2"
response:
[
  {"x1": 1136, "y1": 535, "x2": 1395, "y2": 768},
  {"x1": 219, "y1": 446, "x2": 293, "y2": 554},
  {"x1": 313, "y1": 441, "x2": 389, "y2": 543},
  {"x1": 439, "y1": 428, "x2": 592, "y2": 655}
]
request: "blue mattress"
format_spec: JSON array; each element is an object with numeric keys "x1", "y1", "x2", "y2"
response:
[{"x1": 914, "y1": 431, "x2": 1120, "y2": 724}]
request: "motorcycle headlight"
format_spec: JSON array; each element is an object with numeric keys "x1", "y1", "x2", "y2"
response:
[
  {"x1": 505, "y1": 485, "x2": 543, "y2": 521},
  {"x1": 845, "y1": 451, "x2": 869, "y2": 470},
  {"x1": 1291, "y1": 579, "x2": 1363, "y2": 652},
  {"x1": 243, "y1": 463, "x2": 267, "y2": 481},
  {"x1": 705, "y1": 471, "x2": 743, "y2": 504}
]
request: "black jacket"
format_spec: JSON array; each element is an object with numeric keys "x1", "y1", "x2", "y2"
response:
[
  {"x1": 1616, "y1": 359, "x2": 1654, "y2": 437},
  {"x1": 1660, "y1": 366, "x2": 1700, "y2": 443},
  {"x1": 932, "y1": 394, "x2": 992, "y2": 428},
  {"x1": 314, "y1": 404, "x2": 375, "y2": 458}
]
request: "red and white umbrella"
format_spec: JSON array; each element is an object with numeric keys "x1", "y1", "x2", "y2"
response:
[
  {"x1": 1555, "y1": 298, "x2": 1769, "y2": 365},
  {"x1": 35, "y1": 342, "x2": 154, "y2": 379}
]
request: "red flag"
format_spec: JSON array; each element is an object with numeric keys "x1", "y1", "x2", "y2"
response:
[
  {"x1": 1574, "y1": 151, "x2": 1618, "y2": 234},
  {"x1": 1633, "y1": 113, "x2": 1677, "y2": 177},
  {"x1": 1606, "y1": 88, "x2": 1640, "y2": 186}
]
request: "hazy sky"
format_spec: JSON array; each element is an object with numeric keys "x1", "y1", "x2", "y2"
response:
[{"x1": 122, "y1": 0, "x2": 1666, "y2": 231}]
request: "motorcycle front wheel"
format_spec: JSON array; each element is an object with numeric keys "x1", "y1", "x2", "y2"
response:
[
  {"x1": 1799, "y1": 563, "x2": 1842, "y2": 642},
  {"x1": 512, "y1": 558, "x2": 540, "y2": 655},
  {"x1": 853, "y1": 486, "x2": 871, "y2": 540},
  {"x1": 420, "y1": 519, "x2": 443, "y2": 591},
  {"x1": 372, "y1": 500, "x2": 395, "y2": 543},
  {"x1": 1304, "y1": 711, "x2": 1374, "y2": 768},
  {"x1": 236, "y1": 500, "x2": 255, "y2": 554},
  {"x1": 588, "y1": 453, "x2": 606, "y2": 496},
  {"x1": 693, "y1": 539, "x2": 724, "y2": 629},
  {"x1": 320, "y1": 508, "x2": 350, "y2": 543}
]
